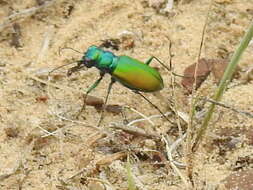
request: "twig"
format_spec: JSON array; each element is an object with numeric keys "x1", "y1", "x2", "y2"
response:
[
  {"x1": 36, "y1": 25, "x2": 55, "y2": 64},
  {"x1": 164, "y1": 134, "x2": 187, "y2": 169},
  {"x1": 0, "y1": 0, "x2": 57, "y2": 32},
  {"x1": 204, "y1": 98, "x2": 253, "y2": 118},
  {"x1": 125, "y1": 106, "x2": 155, "y2": 126},
  {"x1": 109, "y1": 123, "x2": 159, "y2": 139},
  {"x1": 126, "y1": 111, "x2": 172, "y2": 126},
  {"x1": 162, "y1": 135, "x2": 190, "y2": 188}
]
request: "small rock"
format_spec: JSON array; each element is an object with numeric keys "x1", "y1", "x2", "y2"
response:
[
  {"x1": 88, "y1": 181, "x2": 105, "y2": 190},
  {"x1": 143, "y1": 139, "x2": 156, "y2": 149},
  {"x1": 148, "y1": 0, "x2": 166, "y2": 10},
  {"x1": 0, "y1": 61, "x2": 6, "y2": 67}
]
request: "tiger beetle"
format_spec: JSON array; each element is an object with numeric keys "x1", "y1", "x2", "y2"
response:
[{"x1": 66, "y1": 45, "x2": 172, "y2": 126}]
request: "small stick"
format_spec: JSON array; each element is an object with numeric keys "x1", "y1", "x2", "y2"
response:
[
  {"x1": 164, "y1": 134, "x2": 187, "y2": 169},
  {"x1": 126, "y1": 111, "x2": 172, "y2": 126},
  {"x1": 109, "y1": 123, "x2": 159, "y2": 139},
  {"x1": 125, "y1": 106, "x2": 155, "y2": 126},
  {"x1": 204, "y1": 98, "x2": 253, "y2": 118},
  {"x1": 162, "y1": 135, "x2": 190, "y2": 188},
  {"x1": 0, "y1": 0, "x2": 57, "y2": 32},
  {"x1": 36, "y1": 25, "x2": 55, "y2": 64}
]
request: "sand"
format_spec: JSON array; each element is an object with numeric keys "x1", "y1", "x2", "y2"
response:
[{"x1": 0, "y1": 0, "x2": 253, "y2": 189}]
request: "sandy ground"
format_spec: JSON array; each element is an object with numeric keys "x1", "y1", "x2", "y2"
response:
[{"x1": 0, "y1": 0, "x2": 253, "y2": 189}]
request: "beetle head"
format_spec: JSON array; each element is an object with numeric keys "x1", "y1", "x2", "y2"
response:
[
  {"x1": 67, "y1": 46, "x2": 100, "y2": 76},
  {"x1": 82, "y1": 45, "x2": 101, "y2": 68}
]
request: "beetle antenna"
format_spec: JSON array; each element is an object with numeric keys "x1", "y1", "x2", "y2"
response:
[
  {"x1": 48, "y1": 61, "x2": 80, "y2": 77},
  {"x1": 58, "y1": 47, "x2": 83, "y2": 56}
]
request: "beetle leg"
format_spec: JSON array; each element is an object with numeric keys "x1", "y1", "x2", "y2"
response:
[
  {"x1": 145, "y1": 56, "x2": 171, "y2": 73},
  {"x1": 97, "y1": 78, "x2": 116, "y2": 127},
  {"x1": 144, "y1": 56, "x2": 154, "y2": 65},
  {"x1": 134, "y1": 91, "x2": 174, "y2": 124},
  {"x1": 76, "y1": 72, "x2": 105, "y2": 118}
]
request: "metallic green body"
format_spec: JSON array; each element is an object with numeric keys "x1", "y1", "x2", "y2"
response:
[
  {"x1": 112, "y1": 56, "x2": 164, "y2": 92},
  {"x1": 80, "y1": 45, "x2": 164, "y2": 92}
]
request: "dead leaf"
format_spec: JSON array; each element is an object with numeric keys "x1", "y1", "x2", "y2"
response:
[
  {"x1": 85, "y1": 95, "x2": 123, "y2": 114},
  {"x1": 181, "y1": 58, "x2": 212, "y2": 94},
  {"x1": 209, "y1": 59, "x2": 240, "y2": 83}
]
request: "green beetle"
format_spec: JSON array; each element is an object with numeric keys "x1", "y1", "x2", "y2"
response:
[{"x1": 67, "y1": 45, "x2": 171, "y2": 125}]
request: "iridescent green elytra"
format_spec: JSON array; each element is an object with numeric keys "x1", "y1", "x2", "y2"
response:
[
  {"x1": 68, "y1": 45, "x2": 170, "y2": 125},
  {"x1": 111, "y1": 55, "x2": 164, "y2": 92}
]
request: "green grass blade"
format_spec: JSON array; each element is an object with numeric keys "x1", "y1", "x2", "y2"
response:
[
  {"x1": 126, "y1": 155, "x2": 136, "y2": 190},
  {"x1": 193, "y1": 21, "x2": 253, "y2": 151}
]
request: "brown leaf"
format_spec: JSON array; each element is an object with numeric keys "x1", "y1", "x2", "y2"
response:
[
  {"x1": 85, "y1": 95, "x2": 123, "y2": 114},
  {"x1": 85, "y1": 95, "x2": 104, "y2": 107},
  {"x1": 181, "y1": 58, "x2": 212, "y2": 94},
  {"x1": 209, "y1": 59, "x2": 228, "y2": 83},
  {"x1": 209, "y1": 59, "x2": 241, "y2": 83}
]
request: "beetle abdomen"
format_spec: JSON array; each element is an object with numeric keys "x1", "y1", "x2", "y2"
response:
[{"x1": 112, "y1": 56, "x2": 164, "y2": 92}]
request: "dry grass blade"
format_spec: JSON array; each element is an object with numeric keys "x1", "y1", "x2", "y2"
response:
[
  {"x1": 163, "y1": 135, "x2": 190, "y2": 188},
  {"x1": 205, "y1": 98, "x2": 253, "y2": 119}
]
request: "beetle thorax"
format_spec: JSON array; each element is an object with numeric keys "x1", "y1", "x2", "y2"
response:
[{"x1": 85, "y1": 45, "x2": 117, "y2": 73}]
